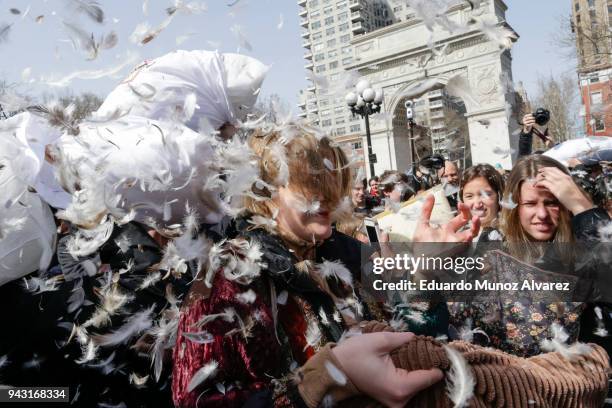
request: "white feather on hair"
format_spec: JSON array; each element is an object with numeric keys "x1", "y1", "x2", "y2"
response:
[{"x1": 268, "y1": 142, "x2": 289, "y2": 187}]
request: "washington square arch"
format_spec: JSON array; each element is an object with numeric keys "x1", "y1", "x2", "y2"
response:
[{"x1": 346, "y1": 0, "x2": 521, "y2": 176}]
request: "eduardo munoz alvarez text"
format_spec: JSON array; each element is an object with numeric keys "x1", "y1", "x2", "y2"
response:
[{"x1": 370, "y1": 255, "x2": 571, "y2": 292}]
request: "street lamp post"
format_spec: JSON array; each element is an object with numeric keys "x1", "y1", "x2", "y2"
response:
[{"x1": 346, "y1": 79, "x2": 383, "y2": 178}]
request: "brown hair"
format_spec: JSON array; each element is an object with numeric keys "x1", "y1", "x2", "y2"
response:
[
  {"x1": 501, "y1": 156, "x2": 575, "y2": 260},
  {"x1": 379, "y1": 170, "x2": 409, "y2": 193},
  {"x1": 460, "y1": 164, "x2": 505, "y2": 228},
  {"x1": 245, "y1": 124, "x2": 352, "y2": 219}
]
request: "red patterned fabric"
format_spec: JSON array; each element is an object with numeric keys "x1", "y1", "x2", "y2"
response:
[{"x1": 172, "y1": 272, "x2": 281, "y2": 407}]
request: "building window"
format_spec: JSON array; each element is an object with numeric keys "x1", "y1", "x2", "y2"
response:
[
  {"x1": 591, "y1": 91, "x2": 603, "y2": 105},
  {"x1": 590, "y1": 75, "x2": 600, "y2": 83},
  {"x1": 322, "y1": 119, "x2": 332, "y2": 126},
  {"x1": 320, "y1": 99, "x2": 329, "y2": 107},
  {"x1": 342, "y1": 57, "x2": 352, "y2": 65},
  {"x1": 312, "y1": 32, "x2": 323, "y2": 40},
  {"x1": 309, "y1": 0, "x2": 319, "y2": 8},
  {"x1": 588, "y1": 0, "x2": 595, "y2": 8},
  {"x1": 314, "y1": 53, "x2": 325, "y2": 61},
  {"x1": 321, "y1": 109, "x2": 331, "y2": 116},
  {"x1": 336, "y1": 127, "x2": 346, "y2": 135},
  {"x1": 339, "y1": 22, "x2": 349, "y2": 31},
  {"x1": 352, "y1": 141, "x2": 363, "y2": 149},
  {"x1": 328, "y1": 50, "x2": 338, "y2": 58},
  {"x1": 338, "y1": 11, "x2": 348, "y2": 21},
  {"x1": 336, "y1": 0, "x2": 347, "y2": 9},
  {"x1": 350, "y1": 124, "x2": 361, "y2": 132},
  {"x1": 393, "y1": 5, "x2": 403, "y2": 12},
  {"x1": 323, "y1": 6, "x2": 333, "y2": 14},
  {"x1": 311, "y1": 11, "x2": 320, "y2": 19},
  {"x1": 311, "y1": 21, "x2": 321, "y2": 29},
  {"x1": 594, "y1": 116, "x2": 605, "y2": 131},
  {"x1": 341, "y1": 45, "x2": 352, "y2": 54},
  {"x1": 327, "y1": 38, "x2": 336, "y2": 47},
  {"x1": 329, "y1": 73, "x2": 340, "y2": 81},
  {"x1": 340, "y1": 34, "x2": 350, "y2": 43},
  {"x1": 326, "y1": 27, "x2": 335, "y2": 35},
  {"x1": 313, "y1": 42, "x2": 324, "y2": 51},
  {"x1": 329, "y1": 61, "x2": 339, "y2": 69},
  {"x1": 334, "y1": 106, "x2": 343, "y2": 115},
  {"x1": 336, "y1": 117, "x2": 345, "y2": 125},
  {"x1": 325, "y1": 16, "x2": 334, "y2": 25},
  {"x1": 575, "y1": 2, "x2": 580, "y2": 11},
  {"x1": 315, "y1": 64, "x2": 326, "y2": 73}
]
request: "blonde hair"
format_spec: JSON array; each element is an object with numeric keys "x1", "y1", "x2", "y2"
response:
[
  {"x1": 245, "y1": 124, "x2": 352, "y2": 219},
  {"x1": 501, "y1": 155, "x2": 574, "y2": 260}
]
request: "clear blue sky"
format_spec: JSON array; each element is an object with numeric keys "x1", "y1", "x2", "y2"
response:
[{"x1": 0, "y1": 0, "x2": 573, "y2": 109}]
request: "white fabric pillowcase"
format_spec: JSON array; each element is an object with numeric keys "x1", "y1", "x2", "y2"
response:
[
  {"x1": 96, "y1": 50, "x2": 269, "y2": 131},
  {"x1": 53, "y1": 116, "x2": 225, "y2": 228}
]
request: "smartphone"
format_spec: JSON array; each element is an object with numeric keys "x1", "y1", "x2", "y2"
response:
[{"x1": 364, "y1": 217, "x2": 381, "y2": 243}]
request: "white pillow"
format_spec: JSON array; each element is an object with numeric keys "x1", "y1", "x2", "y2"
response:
[{"x1": 96, "y1": 50, "x2": 268, "y2": 131}]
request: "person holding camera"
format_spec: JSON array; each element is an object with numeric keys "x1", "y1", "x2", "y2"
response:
[{"x1": 519, "y1": 108, "x2": 554, "y2": 157}]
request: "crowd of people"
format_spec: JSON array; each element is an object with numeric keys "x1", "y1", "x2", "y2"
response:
[{"x1": 1, "y1": 49, "x2": 612, "y2": 408}]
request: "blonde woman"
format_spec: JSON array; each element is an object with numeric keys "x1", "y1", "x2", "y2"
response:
[{"x1": 172, "y1": 124, "x2": 448, "y2": 407}]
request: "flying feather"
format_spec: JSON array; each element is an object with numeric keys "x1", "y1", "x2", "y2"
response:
[
  {"x1": 92, "y1": 305, "x2": 155, "y2": 347},
  {"x1": 67, "y1": 0, "x2": 105, "y2": 24}
]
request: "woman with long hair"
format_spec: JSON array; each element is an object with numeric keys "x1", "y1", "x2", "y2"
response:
[
  {"x1": 171, "y1": 124, "x2": 448, "y2": 407},
  {"x1": 459, "y1": 163, "x2": 505, "y2": 242},
  {"x1": 450, "y1": 155, "x2": 610, "y2": 357}
]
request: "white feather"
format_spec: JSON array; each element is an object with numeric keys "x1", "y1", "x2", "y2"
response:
[
  {"x1": 129, "y1": 372, "x2": 149, "y2": 388},
  {"x1": 247, "y1": 215, "x2": 277, "y2": 231},
  {"x1": 235, "y1": 289, "x2": 257, "y2": 304},
  {"x1": 277, "y1": 290, "x2": 288, "y2": 305},
  {"x1": 230, "y1": 24, "x2": 252, "y2": 51},
  {"x1": 187, "y1": 361, "x2": 219, "y2": 393},
  {"x1": 92, "y1": 306, "x2": 154, "y2": 347},
  {"x1": 268, "y1": 142, "x2": 289, "y2": 186},
  {"x1": 183, "y1": 331, "x2": 214, "y2": 344},
  {"x1": 595, "y1": 327, "x2": 609, "y2": 337},
  {"x1": 0, "y1": 354, "x2": 9, "y2": 370},
  {"x1": 444, "y1": 345, "x2": 475, "y2": 408},
  {"x1": 304, "y1": 320, "x2": 322, "y2": 351},
  {"x1": 500, "y1": 192, "x2": 518, "y2": 210},
  {"x1": 324, "y1": 361, "x2": 347, "y2": 385},
  {"x1": 539, "y1": 322, "x2": 593, "y2": 361},
  {"x1": 330, "y1": 196, "x2": 353, "y2": 222},
  {"x1": 277, "y1": 14, "x2": 284, "y2": 30},
  {"x1": 317, "y1": 260, "x2": 353, "y2": 287},
  {"x1": 472, "y1": 17, "x2": 517, "y2": 50},
  {"x1": 182, "y1": 93, "x2": 198, "y2": 122}
]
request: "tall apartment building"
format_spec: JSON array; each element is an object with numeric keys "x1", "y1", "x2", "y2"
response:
[
  {"x1": 297, "y1": 0, "x2": 398, "y2": 159},
  {"x1": 572, "y1": 0, "x2": 612, "y2": 135}
]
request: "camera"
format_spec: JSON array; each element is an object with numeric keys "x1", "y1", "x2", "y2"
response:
[
  {"x1": 419, "y1": 154, "x2": 445, "y2": 171},
  {"x1": 404, "y1": 100, "x2": 414, "y2": 120},
  {"x1": 532, "y1": 108, "x2": 550, "y2": 126}
]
